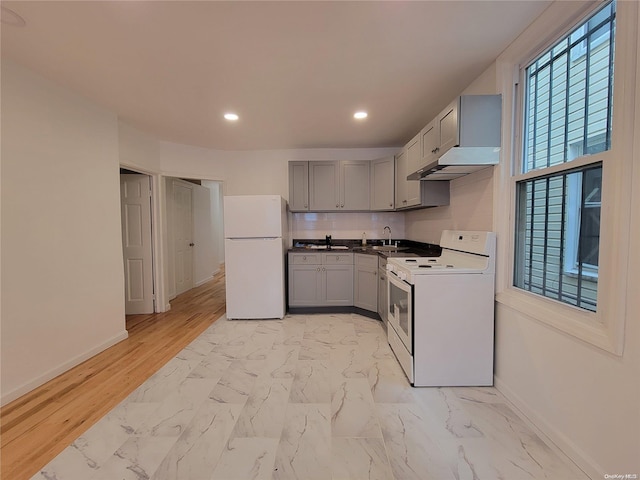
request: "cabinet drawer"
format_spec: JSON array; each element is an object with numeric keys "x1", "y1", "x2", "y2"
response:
[
  {"x1": 355, "y1": 253, "x2": 378, "y2": 270},
  {"x1": 289, "y1": 253, "x2": 321, "y2": 265},
  {"x1": 322, "y1": 252, "x2": 354, "y2": 265}
]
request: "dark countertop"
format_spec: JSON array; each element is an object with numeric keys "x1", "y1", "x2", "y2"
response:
[{"x1": 289, "y1": 239, "x2": 441, "y2": 258}]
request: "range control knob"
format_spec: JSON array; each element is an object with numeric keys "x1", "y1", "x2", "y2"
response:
[{"x1": 398, "y1": 271, "x2": 408, "y2": 281}]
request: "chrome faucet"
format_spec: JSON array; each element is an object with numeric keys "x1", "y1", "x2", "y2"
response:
[{"x1": 383, "y1": 226, "x2": 392, "y2": 245}]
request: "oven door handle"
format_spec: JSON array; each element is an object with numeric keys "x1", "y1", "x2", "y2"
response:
[{"x1": 389, "y1": 269, "x2": 411, "y2": 287}]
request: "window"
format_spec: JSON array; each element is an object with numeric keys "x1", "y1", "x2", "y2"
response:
[{"x1": 514, "y1": 1, "x2": 615, "y2": 312}]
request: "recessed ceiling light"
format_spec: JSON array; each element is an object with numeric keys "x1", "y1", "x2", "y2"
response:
[
  {"x1": 224, "y1": 113, "x2": 239, "y2": 121},
  {"x1": 354, "y1": 111, "x2": 368, "y2": 119}
]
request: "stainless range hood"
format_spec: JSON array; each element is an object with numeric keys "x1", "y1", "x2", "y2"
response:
[{"x1": 407, "y1": 94, "x2": 502, "y2": 181}]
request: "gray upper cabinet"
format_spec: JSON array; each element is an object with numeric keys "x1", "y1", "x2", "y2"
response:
[
  {"x1": 406, "y1": 132, "x2": 422, "y2": 178},
  {"x1": 420, "y1": 119, "x2": 438, "y2": 170},
  {"x1": 437, "y1": 99, "x2": 459, "y2": 155},
  {"x1": 340, "y1": 161, "x2": 370, "y2": 210},
  {"x1": 394, "y1": 148, "x2": 408, "y2": 209},
  {"x1": 409, "y1": 94, "x2": 502, "y2": 180},
  {"x1": 370, "y1": 156, "x2": 395, "y2": 211},
  {"x1": 405, "y1": 134, "x2": 422, "y2": 207},
  {"x1": 288, "y1": 161, "x2": 309, "y2": 212},
  {"x1": 395, "y1": 142, "x2": 425, "y2": 210},
  {"x1": 309, "y1": 161, "x2": 340, "y2": 211},
  {"x1": 307, "y1": 160, "x2": 370, "y2": 211}
]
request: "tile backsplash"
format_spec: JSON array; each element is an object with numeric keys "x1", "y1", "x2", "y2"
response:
[{"x1": 290, "y1": 212, "x2": 405, "y2": 242}]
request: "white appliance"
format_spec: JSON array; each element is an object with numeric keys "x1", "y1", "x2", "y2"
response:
[
  {"x1": 386, "y1": 230, "x2": 496, "y2": 386},
  {"x1": 224, "y1": 195, "x2": 288, "y2": 319}
]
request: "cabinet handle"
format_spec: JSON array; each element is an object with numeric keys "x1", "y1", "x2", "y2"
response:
[
  {"x1": 304, "y1": 204, "x2": 308, "y2": 208},
  {"x1": 322, "y1": 267, "x2": 326, "y2": 272},
  {"x1": 317, "y1": 267, "x2": 320, "y2": 272},
  {"x1": 303, "y1": 256, "x2": 307, "y2": 260},
  {"x1": 374, "y1": 271, "x2": 377, "y2": 276},
  {"x1": 389, "y1": 203, "x2": 393, "y2": 207},
  {"x1": 341, "y1": 204, "x2": 344, "y2": 208},
  {"x1": 435, "y1": 147, "x2": 440, "y2": 153},
  {"x1": 336, "y1": 203, "x2": 339, "y2": 208}
]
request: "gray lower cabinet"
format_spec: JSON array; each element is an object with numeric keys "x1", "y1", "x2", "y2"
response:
[
  {"x1": 354, "y1": 253, "x2": 378, "y2": 312},
  {"x1": 323, "y1": 263, "x2": 354, "y2": 306},
  {"x1": 288, "y1": 252, "x2": 353, "y2": 307}
]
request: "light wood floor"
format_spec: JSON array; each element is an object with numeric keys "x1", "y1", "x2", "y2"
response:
[{"x1": 0, "y1": 269, "x2": 226, "y2": 480}]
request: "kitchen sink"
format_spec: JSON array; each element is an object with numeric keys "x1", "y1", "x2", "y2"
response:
[{"x1": 372, "y1": 245, "x2": 408, "y2": 252}]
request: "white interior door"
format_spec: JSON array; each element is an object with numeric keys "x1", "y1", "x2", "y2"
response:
[
  {"x1": 193, "y1": 184, "x2": 215, "y2": 286},
  {"x1": 173, "y1": 181, "x2": 194, "y2": 295},
  {"x1": 120, "y1": 174, "x2": 154, "y2": 314}
]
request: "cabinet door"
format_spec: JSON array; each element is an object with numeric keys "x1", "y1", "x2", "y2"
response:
[
  {"x1": 420, "y1": 120, "x2": 439, "y2": 168},
  {"x1": 340, "y1": 161, "x2": 370, "y2": 210},
  {"x1": 405, "y1": 173, "x2": 421, "y2": 207},
  {"x1": 309, "y1": 161, "x2": 340, "y2": 211},
  {"x1": 378, "y1": 268, "x2": 388, "y2": 326},
  {"x1": 438, "y1": 99, "x2": 459, "y2": 155},
  {"x1": 323, "y1": 265, "x2": 354, "y2": 306},
  {"x1": 354, "y1": 254, "x2": 378, "y2": 312},
  {"x1": 370, "y1": 157, "x2": 394, "y2": 211},
  {"x1": 394, "y1": 149, "x2": 408, "y2": 208},
  {"x1": 288, "y1": 162, "x2": 309, "y2": 212},
  {"x1": 406, "y1": 133, "x2": 422, "y2": 178},
  {"x1": 288, "y1": 264, "x2": 322, "y2": 307}
]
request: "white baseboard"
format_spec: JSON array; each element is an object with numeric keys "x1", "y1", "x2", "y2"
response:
[
  {"x1": 195, "y1": 275, "x2": 214, "y2": 287},
  {"x1": 494, "y1": 376, "x2": 602, "y2": 480},
  {"x1": 1, "y1": 330, "x2": 129, "y2": 407}
]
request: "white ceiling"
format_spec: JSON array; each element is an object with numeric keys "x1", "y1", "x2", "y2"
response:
[{"x1": 1, "y1": 1, "x2": 551, "y2": 151}]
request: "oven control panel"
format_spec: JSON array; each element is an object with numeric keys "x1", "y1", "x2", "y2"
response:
[{"x1": 440, "y1": 230, "x2": 496, "y2": 257}]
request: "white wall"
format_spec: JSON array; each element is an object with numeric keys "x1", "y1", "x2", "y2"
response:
[
  {"x1": 118, "y1": 122, "x2": 160, "y2": 173},
  {"x1": 404, "y1": 167, "x2": 494, "y2": 244},
  {"x1": 0, "y1": 60, "x2": 127, "y2": 405},
  {"x1": 202, "y1": 181, "x2": 225, "y2": 268}
]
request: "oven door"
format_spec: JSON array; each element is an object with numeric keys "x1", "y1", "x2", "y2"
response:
[{"x1": 387, "y1": 271, "x2": 413, "y2": 354}]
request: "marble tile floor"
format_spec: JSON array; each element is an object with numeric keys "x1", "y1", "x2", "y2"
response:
[{"x1": 33, "y1": 313, "x2": 589, "y2": 480}]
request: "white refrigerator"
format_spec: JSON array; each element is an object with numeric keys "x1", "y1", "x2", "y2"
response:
[{"x1": 223, "y1": 195, "x2": 288, "y2": 319}]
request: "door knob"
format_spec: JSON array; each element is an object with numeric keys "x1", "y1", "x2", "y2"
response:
[{"x1": 189, "y1": 243, "x2": 195, "y2": 246}]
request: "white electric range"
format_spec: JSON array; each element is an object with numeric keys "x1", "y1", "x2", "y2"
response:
[{"x1": 386, "y1": 230, "x2": 496, "y2": 387}]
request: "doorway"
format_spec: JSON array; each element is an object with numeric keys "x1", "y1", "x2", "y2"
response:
[{"x1": 166, "y1": 178, "x2": 224, "y2": 300}]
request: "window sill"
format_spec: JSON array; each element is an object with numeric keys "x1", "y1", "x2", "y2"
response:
[
  {"x1": 562, "y1": 268, "x2": 598, "y2": 280},
  {"x1": 495, "y1": 287, "x2": 622, "y2": 355}
]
